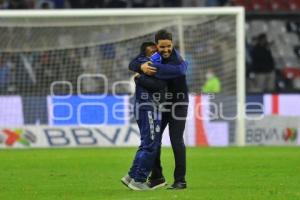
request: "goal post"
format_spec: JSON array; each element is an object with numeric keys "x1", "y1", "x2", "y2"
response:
[
  {"x1": 235, "y1": 8, "x2": 246, "y2": 146},
  {"x1": 0, "y1": 8, "x2": 246, "y2": 146}
]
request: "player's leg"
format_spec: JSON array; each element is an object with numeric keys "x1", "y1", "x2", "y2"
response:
[
  {"x1": 148, "y1": 110, "x2": 170, "y2": 188},
  {"x1": 122, "y1": 116, "x2": 143, "y2": 187},
  {"x1": 121, "y1": 119, "x2": 144, "y2": 186},
  {"x1": 122, "y1": 104, "x2": 146, "y2": 187},
  {"x1": 128, "y1": 109, "x2": 162, "y2": 190},
  {"x1": 168, "y1": 105, "x2": 188, "y2": 189}
]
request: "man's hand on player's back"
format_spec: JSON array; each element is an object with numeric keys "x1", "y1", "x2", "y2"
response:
[{"x1": 141, "y1": 61, "x2": 157, "y2": 76}]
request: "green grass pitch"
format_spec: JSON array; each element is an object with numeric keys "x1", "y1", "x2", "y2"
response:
[{"x1": 0, "y1": 147, "x2": 299, "y2": 200}]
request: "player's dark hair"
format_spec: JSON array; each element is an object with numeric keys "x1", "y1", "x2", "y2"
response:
[
  {"x1": 140, "y1": 42, "x2": 156, "y2": 55},
  {"x1": 155, "y1": 29, "x2": 172, "y2": 43}
]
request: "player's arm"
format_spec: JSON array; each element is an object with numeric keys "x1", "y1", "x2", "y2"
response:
[
  {"x1": 135, "y1": 74, "x2": 167, "y2": 92},
  {"x1": 151, "y1": 60, "x2": 188, "y2": 79},
  {"x1": 151, "y1": 50, "x2": 188, "y2": 79},
  {"x1": 128, "y1": 54, "x2": 157, "y2": 75},
  {"x1": 128, "y1": 54, "x2": 147, "y2": 73}
]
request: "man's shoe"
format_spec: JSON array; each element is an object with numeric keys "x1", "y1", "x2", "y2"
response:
[
  {"x1": 121, "y1": 174, "x2": 132, "y2": 187},
  {"x1": 167, "y1": 181, "x2": 187, "y2": 190},
  {"x1": 148, "y1": 177, "x2": 167, "y2": 190},
  {"x1": 128, "y1": 179, "x2": 150, "y2": 191}
]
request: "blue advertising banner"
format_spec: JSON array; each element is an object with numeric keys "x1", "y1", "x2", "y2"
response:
[{"x1": 48, "y1": 95, "x2": 127, "y2": 125}]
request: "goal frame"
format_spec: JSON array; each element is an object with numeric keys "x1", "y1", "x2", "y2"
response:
[{"x1": 0, "y1": 7, "x2": 246, "y2": 146}]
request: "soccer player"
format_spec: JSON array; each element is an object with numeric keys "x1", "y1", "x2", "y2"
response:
[
  {"x1": 133, "y1": 42, "x2": 167, "y2": 92},
  {"x1": 133, "y1": 30, "x2": 189, "y2": 190},
  {"x1": 121, "y1": 42, "x2": 167, "y2": 190}
]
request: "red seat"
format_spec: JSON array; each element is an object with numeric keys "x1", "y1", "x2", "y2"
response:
[
  {"x1": 282, "y1": 67, "x2": 300, "y2": 79},
  {"x1": 288, "y1": 0, "x2": 300, "y2": 11},
  {"x1": 233, "y1": 0, "x2": 300, "y2": 11},
  {"x1": 232, "y1": 0, "x2": 252, "y2": 11},
  {"x1": 251, "y1": 0, "x2": 271, "y2": 11},
  {"x1": 271, "y1": 0, "x2": 289, "y2": 11}
]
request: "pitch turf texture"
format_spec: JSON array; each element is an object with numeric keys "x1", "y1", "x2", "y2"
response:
[{"x1": 0, "y1": 147, "x2": 299, "y2": 200}]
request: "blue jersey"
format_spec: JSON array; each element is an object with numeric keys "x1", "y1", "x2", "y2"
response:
[
  {"x1": 129, "y1": 53, "x2": 166, "y2": 110},
  {"x1": 154, "y1": 49, "x2": 189, "y2": 103},
  {"x1": 129, "y1": 49, "x2": 187, "y2": 80},
  {"x1": 129, "y1": 49, "x2": 188, "y2": 105}
]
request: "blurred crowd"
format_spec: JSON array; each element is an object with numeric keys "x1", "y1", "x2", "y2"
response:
[
  {"x1": 1, "y1": 0, "x2": 300, "y2": 95},
  {"x1": 0, "y1": 0, "x2": 232, "y2": 9},
  {"x1": 1, "y1": 0, "x2": 299, "y2": 11},
  {"x1": 0, "y1": 50, "x2": 82, "y2": 95},
  {"x1": 0, "y1": 44, "x2": 133, "y2": 96},
  {"x1": 246, "y1": 18, "x2": 300, "y2": 93}
]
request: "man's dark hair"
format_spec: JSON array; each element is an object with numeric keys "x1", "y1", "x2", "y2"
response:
[
  {"x1": 155, "y1": 29, "x2": 172, "y2": 43},
  {"x1": 140, "y1": 42, "x2": 156, "y2": 55}
]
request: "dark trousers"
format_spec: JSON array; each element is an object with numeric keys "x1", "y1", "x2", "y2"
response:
[
  {"x1": 129, "y1": 109, "x2": 162, "y2": 182},
  {"x1": 151, "y1": 105, "x2": 188, "y2": 182}
]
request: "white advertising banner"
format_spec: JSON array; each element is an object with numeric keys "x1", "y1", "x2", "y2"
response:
[
  {"x1": 0, "y1": 125, "x2": 141, "y2": 148},
  {"x1": 0, "y1": 125, "x2": 197, "y2": 148},
  {"x1": 246, "y1": 116, "x2": 300, "y2": 145},
  {"x1": 0, "y1": 96, "x2": 24, "y2": 126}
]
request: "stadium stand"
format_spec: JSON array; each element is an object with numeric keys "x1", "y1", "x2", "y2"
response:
[
  {"x1": 232, "y1": 0, "x2": 300, "y2": 11},
  {"x1": 0, "y1": 0, "x2": 300, "y2": 93}
]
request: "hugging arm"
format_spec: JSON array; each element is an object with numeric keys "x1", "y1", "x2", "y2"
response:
[
  {"x1": 128, "y1": 55, "x2": 148, "y2": 73},
  {"x1": 152, "y1": 60, "x2": 188, "y2": 80}
]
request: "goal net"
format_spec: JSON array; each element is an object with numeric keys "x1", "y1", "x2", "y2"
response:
[{"x1": 0, "y1": 8, "x2": 245, "y2": 146}]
